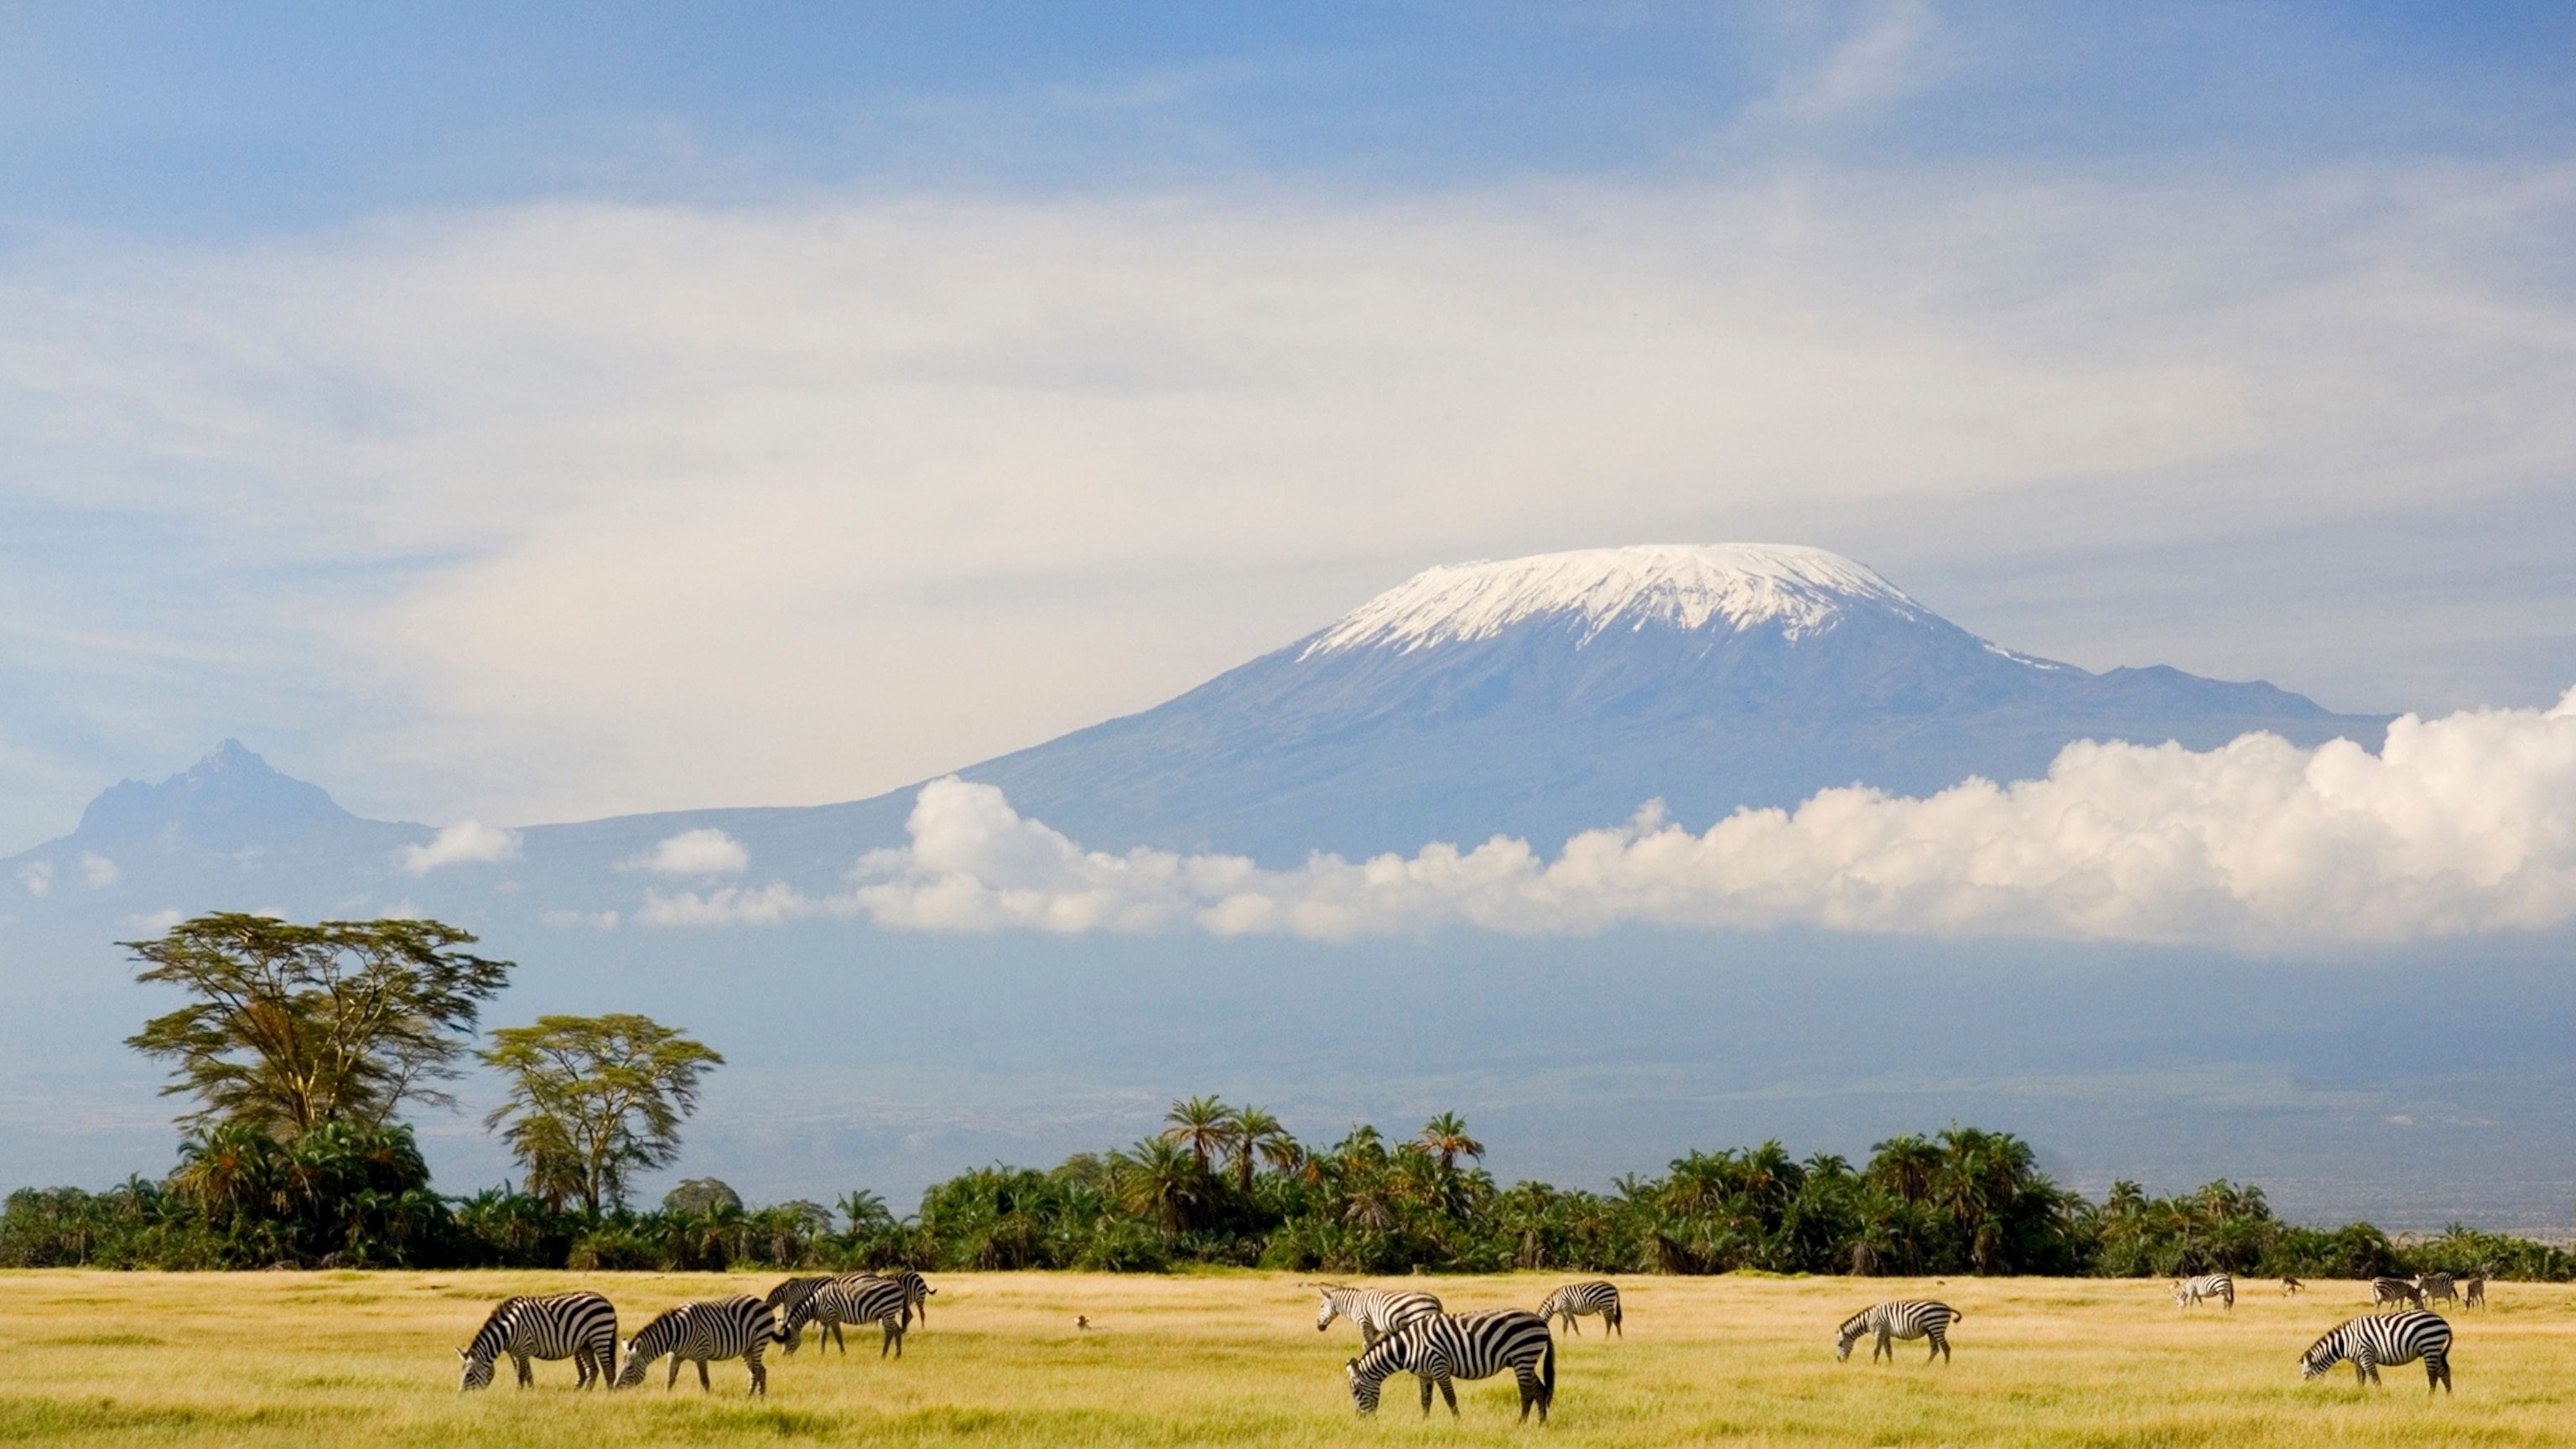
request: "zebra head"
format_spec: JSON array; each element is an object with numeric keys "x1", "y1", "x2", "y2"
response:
[
  {"x1": 1535, "y1": 1286, "x2": 1564, "y2": 1323},
  {"x1": 2298, "y1": 1332, "x2": 2339, "y2": 1381},
  {"x1": 2170, "y1": 1280, "x2": 2190, "y2": 1307},
  {"x1": 613, "y1": 1337, "x2": 647, "y2": 1389},
  {"x1": 1833, "y1": 1312, "x2": 1868, "y2": 1363},
  {"x1": 1346, "y1": 1357, "x2": 1384, "y2": 1415},
  {"x1": 456, "y1": 1346, "x2": 495, "y2": 1391},
  {"x1": 1315, "y1": 1287, "x2": 1347, "y2": 1332}
]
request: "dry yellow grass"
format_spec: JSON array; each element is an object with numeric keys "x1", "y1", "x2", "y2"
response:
[{"x1": 1, "y1": 1270, "x2": 2569, "y2": 1446}]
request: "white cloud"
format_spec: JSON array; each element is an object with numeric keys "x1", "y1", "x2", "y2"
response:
[
  {"x1": 78, "y1": 852, "x2": 117, "y2": 888},
  {"x1": 396, "y1": 820, "x2": 522, "y2": 874},
  {"x1": 18, "y1": 861, "x2": 52, "y2": 898},
  {"x1": 713, "y1": 688, "x2": 2576, "y2": 953},
  {"x1": 540, "y1": 907, "x2": 621, "y2": 931},
  {"x1": 124, "y1": 907, "x2": 184, "y2": 933},
  {"x1": 638, "y1": 882, "x2": 812, "y2": 927},
  {"x1": 624, "y1": 828, "x2": 750, "y2": 876}
]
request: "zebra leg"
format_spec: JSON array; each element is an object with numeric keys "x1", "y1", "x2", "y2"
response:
[
  {"x1": 696, "y1": 1358, "x2": 713, "y2": 1392},
  {"x1": 1516, "y1": 1365, "x2": 1542, "y2": 1422},
  {"x1": 2428, "y1": 1355, "x2": 2449, "y2": 1394},
  {"x1": 1875, "y1": 1327, "x2": 1893, "y2": 1363},
  {"x1": 883, "y1": 1318, "x2": 903, "y2": 1358},
  {"x1": 748, "y1": 1346, "x2": 767, "y2": 1397},
  {"x1": 1418, "y1": 1373, "x2": 1436, "y2": 1417},
  {"x1": 1928, "y1": 1332, "x2": 1945, "y2": 1363},
  {"x1": 1436, "y1": 1376, "x2": 1460, "y2": 1420},
  {"x1": 667, "y1": 1356, "x2": 683, "y2": 1391},
  {"x1": 512, "y1": 1351, "x2": 533, "y2": 1388},
  {"x1": 1609, "y1": 1304, "x2": 1623, "y2": 1337}
]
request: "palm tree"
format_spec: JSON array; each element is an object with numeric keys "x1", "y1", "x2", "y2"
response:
[
  {"x1": 1228, "y1": 1106, "x2": 1297, "y2": 1193},
  {"x1": 1161, "y1": 1095, "x2": 1236, "y2": 1174},
  {"x1": 1114, "y1": 1137, "x2": 1212, "y2": 1239},
  {"x1": 1415, "y1": 1112, "x2": 1485, "y2": 1173}
]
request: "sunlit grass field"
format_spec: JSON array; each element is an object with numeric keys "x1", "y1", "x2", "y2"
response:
[{"x1": 3, "y1": 1270, "x2": 2570, "y2": 1446}]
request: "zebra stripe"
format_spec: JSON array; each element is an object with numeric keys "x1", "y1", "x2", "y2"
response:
[
  {"x1": 614, "y1": 1296, "x2": 771, "y2": 1395},
  {"x1": 1535, "y1": 1280, "x2": 1623, "y2": 1337},
  {"x1": 1346, "y1": 1309, "x2": 1555, "y2": 1423},
  {"x1": 2368, "y1": 1276, "x2": 2427, "y2": 1311},
  {"x1": 2463, "y1": 1275, "x2": 2487, "y2": 1309},
  {"x1": 1315, "y1": 1285, "x2": 1445, "y2": 1348},
  {"x1": 458, "y1": 1291, "x2": 617, "y2": 1391},
  {"x1": 782, "y1": 1275, "x2": 913, "y2": 1358},
  {"x1": 2172, "y1": 1274, "x2": 2235, "y2": 1310},
  {"x1": 1835, "y1": 1301, "x2": 1961, "y2": 1363},
  {"x1": 2301, "y1": 1311, "x2": 2453, "y2": 1393},
  {"x1": 2414, "y1": 1271, "x2": 2459, "y2": 1307},
  {"x1": 875, "y1": 1269, "x2": 936, "y2": 1327}
]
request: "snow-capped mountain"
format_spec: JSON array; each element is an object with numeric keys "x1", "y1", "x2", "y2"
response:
[
  {"x1": 940, "y1": 543, "x2": 2386, "y2": 860},
  {"x1": 7, "y1": 543, "x2": 2387, "y2": 901}
]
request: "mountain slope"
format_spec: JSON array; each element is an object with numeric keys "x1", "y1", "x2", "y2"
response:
[{"x1": 941, "y1": 544, "x2": 2387, "y2": 860}]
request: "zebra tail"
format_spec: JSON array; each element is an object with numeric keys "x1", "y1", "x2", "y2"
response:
[{"x1": 1541, "y1": 1337, "x2": 1555, "y2": 1402}]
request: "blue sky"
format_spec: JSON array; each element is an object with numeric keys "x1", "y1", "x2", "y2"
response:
[{"x1": 3, "y1": 2, "x2": 2573, "y2": 847}]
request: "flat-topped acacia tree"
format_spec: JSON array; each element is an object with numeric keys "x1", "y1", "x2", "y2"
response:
[
  {"x1": 478, "y1": 1014, "x2": 724, "y2": 1216},
  {"x1": 123, "y1": 913, "x2": 512, "y2": 1138}
]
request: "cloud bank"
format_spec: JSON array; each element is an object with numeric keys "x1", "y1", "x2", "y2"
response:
[
  {"x1": 397, "y1": 820, "x2": 522, "y2": 874},
  {"x1": 641, "y1": 690, "x2": 2576, "y2": 953}
]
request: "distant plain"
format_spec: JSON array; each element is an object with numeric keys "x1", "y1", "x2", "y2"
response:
[{"x1": 3, "y1": 1270, "x2": 2568, "y2": 1447}]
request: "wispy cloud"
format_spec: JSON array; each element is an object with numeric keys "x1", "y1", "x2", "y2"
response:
[
  {"x1": 3, "y1": 163, "x2": 2574, "y2": 844},
  {"x1": 397, "y1": 820, "x2": 522, "y2": 874},
  {"x1": 1753, "y1": 0, "x2": 1938, "y2": 125},
  {"x1": 649, "y1": 689, "x2": 2576, "y2": 953}
]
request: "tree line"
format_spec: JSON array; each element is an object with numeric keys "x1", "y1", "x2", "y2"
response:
[{"x1": 3, "y1": 913, "x2": 2568, "y2": 1280}]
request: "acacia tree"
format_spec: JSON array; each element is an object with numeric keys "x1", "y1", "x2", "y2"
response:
[
  {"x1": 124, "y1": 913, "x2": 511, "y2": 1137},
  {"x1": 478, "y1": 1014, "x2": 723, "y2": 1215}
]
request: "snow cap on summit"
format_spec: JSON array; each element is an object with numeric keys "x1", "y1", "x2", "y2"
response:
[{"x1": 1302, "y1": 544, "x2": 1924, "y2": 657}]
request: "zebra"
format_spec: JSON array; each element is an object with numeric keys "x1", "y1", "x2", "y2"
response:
[
  {"x1": 761, "y1": 1275, "x2": 834, "y2": 1348},
  {"x1": 2300, "y1": 1311, "x2": 2453, "y2": 1393},
  {"x1": 2414, "y1": 1271, "x2": 2459, "y2": 1308},
  {"x1": 2462, "y1": 1273, "x2": 2487, "y2": 1309},
  {"x1": 1346, "y1": 1309, "x2": 1555, "y2": 1423},
  {"x1": 2171, "y1": 1274, "x2": 2235, "y2": 1311},
  {"x1": 1835, "y1": 1301, "x2": 1961, "y2": 1364},
  {"x1": 2368, "y1": 1276, "x2": 2426, "y2": 1311},
  {"x1": 615, "y1": 1296, "x2": 771, "y2": 1394},
  {"x1": 1315, "y1": 1284, "x2": 1445, "y2": 1348},
  {"x1": 457, "y1": 1291, "x2": 617, "y2": 1390},
  {"x1": 781, "y1": 1275, "x2": 913, "y2": 1358},
  {"x1": 1535, "y1": 1280, "x2": 1623, "y2": 1337},
  {"x1": 875, "y1": 1268, "x2": 936, "y2": 1327}
]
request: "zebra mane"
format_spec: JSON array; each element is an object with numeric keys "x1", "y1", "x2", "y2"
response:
[{"x1": 465, "y1": 1297, "x2": 529, "y2": 1357}]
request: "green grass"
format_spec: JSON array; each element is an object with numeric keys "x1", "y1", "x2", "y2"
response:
[{"x1": 0, "y1": 1270, "x2": 2566, "y2": 1446}]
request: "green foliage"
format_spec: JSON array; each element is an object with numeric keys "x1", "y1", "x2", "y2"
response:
[
  {"x1": 123, "y1": 914, "x2": 510, "y2": 1138},
  {"x1": 16, "y1": 1086, "x2": 2576, "y2": 1279},
  {"x1": 476, "y1": 1013, "x2": 724, "y2": 1214}
]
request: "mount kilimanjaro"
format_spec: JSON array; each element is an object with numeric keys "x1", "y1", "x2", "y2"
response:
[{"x1": 7, "y1": 543, "x2": 2388, "y2": 913}]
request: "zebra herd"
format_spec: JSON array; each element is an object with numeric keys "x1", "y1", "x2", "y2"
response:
[
  {"x1": 456, "y1": 1269, "x2": 935, "y2": 1397},
  {"x1": 457, "y1": 1269, "x2": 2494, "y2": 1419},
  {"x1": 1313, "y1": 1279, "x2": 1621, "y2": 1422}
]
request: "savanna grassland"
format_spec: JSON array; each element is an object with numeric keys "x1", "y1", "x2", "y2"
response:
[{"x1": 2, "y1": 1270, "x2": 2569, "y2": 1448}]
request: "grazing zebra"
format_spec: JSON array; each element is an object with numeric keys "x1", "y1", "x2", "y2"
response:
[
  {"x1": 761, "y1": 1275, "x2": 834, "y2": 1346},
  {"x1": 1346, "y1": 1309, "x2": 1555, "y2": 1423},
  {"x1": 1535, "y1": 1280, "x2": 1623, "y2": 1338},
  {"x1": 2282, "y1": 1276, "x2": 2305, "y2": 1296},
  {"x1": 2414, "y1": 1271, "x2": 2459, "y2": 1307},
  {"x1": 1315, "y1": 1285, "x2": 1445, "y2": 1348},
  {"x1": 2368, "y1": 1276, "x2": 2427, "y2": 1311},
  {"x1": 1835, "y1": 1301, "x2": 1961, "y2": 1364},
  {"x1": 782, "y1": 1275, "x2": 912, "y2": 1358},
  {"x1": 875, "y1": 1268, "x2": 936, "y2": 1327},
  {"x1": 2462, "y1": 1274, "x2": 2487, "y2": 1309},
  {"x1": 457, "y1": 1291, "x2": 618, "y2": 1390},
  {"x1": 2300, "y1": 1311, "x2": 2453, "y2": 1393},
  {"x1": 615, "y1": 1296, "x2": 771, "y2": 1395},
  {"x1": 2172, "y1": 1274, "x2": 2235, "y2": 1311}
]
